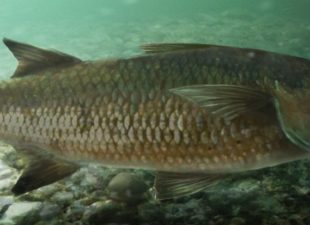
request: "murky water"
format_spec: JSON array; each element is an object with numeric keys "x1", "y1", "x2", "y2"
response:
[
  {"x1": 0, "y1": 1, "x2": 309, "y2": 225},
  {"x1": 0, "y1": 0, "x2": 309, "y2": 78}
]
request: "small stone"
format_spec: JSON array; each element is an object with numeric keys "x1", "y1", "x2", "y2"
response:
[
  {"x1": 34, "y1": 220, "x2": 59, "y2": 225},
  {"x1": 0, "y1": 196, "x2": 14, "y2": 207},
  {"x1": 0, "y1": 221, "x2": 14, "y2": 225},
  {"x1": 83, "y1": 201, "x2": 139, "y2": 225},
  {"x1": 138, "y1": 201, "x2": 165, "y2": 224},
  {"x1": 0, "y1": 161, "x2": 18, "y2": 192},
  {"x1": 51, "y1": 191, "x2": 74, "y2": 205},
  {"x1": 80, "y1": 173, "x2": 98, "y2": 188},
  {"x1": 106, "y1": 172, "x2": 149, "y2": 205},
  {"x1": 82, "y1": 201, "x2": 109, "y2": 221},
  {"x1": 229, "y1": 217, "x2": 245, "y2": 225},
  {"x1": 0, "y1": 201, "x2": 42, "y2": 225},
  {"x1": 14, "y1": 158, "x2": 26, "y2": 170},
  {"x1": 0, "y1": 196, "x2": 14, "y2": 218},
  {"x1": 39, "y1": 203, "x2": 61, "y2": 220},
  {"x1": 75, "y1": 196, "x2": 98, "y2": 206},
  {"x1": 34, "y1": 183, "x2": 64, "y2": 198},
  {"x1": 65, "y1": 202, "x2": 85, "y2": 222}
]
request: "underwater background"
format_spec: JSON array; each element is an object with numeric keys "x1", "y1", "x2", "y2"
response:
[{"x1": 0, "y1": 0, "x2": 309, "y2": 224}]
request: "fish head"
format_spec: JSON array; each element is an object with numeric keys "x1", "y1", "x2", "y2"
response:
[{"x1": 274, "y1": 81, "x2": 310, "y2": 151}]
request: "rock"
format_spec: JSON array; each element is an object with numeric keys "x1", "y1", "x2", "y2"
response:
[
  {"x1": 0, "y1": 160, "x2": 18, "y2": 192},
  {"x1": 0, "y1": 201, "x2": 42, "y2": 225},
  {"x1": 33, "y1": 221, "x2": 59, "y2": 225},
  {"x1": 74, "y1": 196, "x2": 98, "y2": 206},
  {"x1": 0, "y1": 220, "x2": 14, "y2": 225},
  {"x1": 138, "y1": 201, "x2": 165, "y2": 224},
  {"x1": 0, "y1": 196, "x2": 14, "y2": 207},
  {"x1": 29, "y1": 183, "x2": 65, "y2": 200},
  {"x1": 229, "y1": 217, "x2": 246, "y2": 225},
  {"x1": 39, "y1": 203, "x2": 61, "y2": 220},
  {"x1": 164, "y1": 198, "x2": 208, "y2": 224},
  {"x1": 228, "y1": 178, "x2": 261, "y2": 200},
  {"x1": 80, "y1": 173, "x2": 99, "y2": 188},
  {"x1": 106, "y1": 172, "x2": 149, "y2": 205},
  {"x1": 51, "y1": 191, "x2": 74, "y2": 205},
  {"x1": 82, "y1": 201, "x2": 109, "y2": 221},
  {"x1": 83, "y1": 200, "x2": 139, "y2": 225},
  {"x1": 254, "y1": 195, "x2": 286, "y2": 214},
  {"x1": 0, "y1": 196, "x2": 14, "y2": 218},
  {"x1": 65, "y1": 202, "x2": 85, "y2": 222},
  {"x1": 0, "y1": 144, "x2": 25, "y2": 170},
  {"x1": 19, "y1": 184, "x2": 66, "y2": 203}
]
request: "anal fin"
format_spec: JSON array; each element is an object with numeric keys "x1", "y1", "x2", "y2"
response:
[{"x1": 154, "y1": 172, "x2": 226, "y2": 200}]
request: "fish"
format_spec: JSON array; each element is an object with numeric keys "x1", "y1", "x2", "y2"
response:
[{"x1": 0, "y1": 38, "x2": 309, "y2": 200}]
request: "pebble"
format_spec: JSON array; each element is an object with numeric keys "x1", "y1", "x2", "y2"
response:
[
  {"x1": 51, "y1": 191, "x2": 74, "y2": 205},
  {"x1": 39, "y1": 203, "x2": 61, "y2": 220},
  {"x1": 83, "y1": 200, "x2": 139, "y2": 225},
  {"x1": 82, "y1": 200, "x2": 109, "y2": 221},
  {"x1": 65, "y1": 202, "x2": 85, "y2": 222},
  {"x1": 0, "y1": 202, "x2": 42, "y2": 225},
  {"x1": 229, "y1": 217, "x2": 246, "y2": 225},
  {"x1": 80, "y1": 173, "x2": 98, "y2": 188},
  {"x1": 0, "y1": 196, "x2": 14, "y2": 218},
  {"x1": 0, "y1": 161, "x2": 18, "y2": 192},
  {"x1": 138, "y1": 201, "x2": 165, "y2": 224},
  {"x1": 106, "y1": 172, "x2": 149, "y2": 205}
]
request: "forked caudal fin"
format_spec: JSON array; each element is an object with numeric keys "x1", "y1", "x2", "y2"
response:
[{"x1": 3, "y1": 38, "x2": 82, "y2": 78}]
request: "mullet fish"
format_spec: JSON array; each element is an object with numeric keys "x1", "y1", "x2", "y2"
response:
[{"x1": 0, "y1": 39, "x2": 309, "y2": 200}]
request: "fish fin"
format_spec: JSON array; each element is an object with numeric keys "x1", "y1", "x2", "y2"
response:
[
  {"x1": 154, "y1": 172, "x2": 225, "y2": 200},
  {"x1": 170, "y1": 85, "x2": 271, "y2": 121},
  {"x1": 11, "y1": 145, "x2": 79, "y2": 195},
  {"x1": 12, "y1": 158, "x2": 79, "y2": 195},
  {"x1": 3, "y1": 38, "x2": 82, "y2": 78},
  {"x1": 141, "y1": 43, "x2": 215, "y2": 54}
]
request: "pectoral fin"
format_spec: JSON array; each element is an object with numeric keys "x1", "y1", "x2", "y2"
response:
[
  {"x1": 170, "y1": 85, "x2": 271, "y2": 121},
  {"x1": 12, "y1": 157, "x2": 79, "y2": 195},
  {"x1": 11, "y1": 145, "x2": 80, "y2": 195},
  {"x1": 154, "y1": 172, "x2": 225, "y2": 200}
]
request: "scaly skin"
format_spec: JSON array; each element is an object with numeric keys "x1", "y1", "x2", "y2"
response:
[{"x1": 0, "y1": 47, "x2": 309, "y2": 173}]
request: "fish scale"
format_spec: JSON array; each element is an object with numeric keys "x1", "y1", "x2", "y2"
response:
[
  {"x1": 1, "y1": 39, "x2": 309, "y2": 197},
  {"x1": 0, "y1": 53, "x2": 297, "y2": 173}
]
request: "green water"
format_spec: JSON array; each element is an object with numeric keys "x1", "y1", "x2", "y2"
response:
[
  {"x1": 0, "y1": 1, "x2": 309, "y2": 225},
  {"x1": 0, "y1": 0, "x2": 309, "y2": 79}
]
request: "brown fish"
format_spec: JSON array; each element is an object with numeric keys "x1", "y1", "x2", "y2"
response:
[{"x1": 0, "y1": 39, "x2": 309, "y2": 200}]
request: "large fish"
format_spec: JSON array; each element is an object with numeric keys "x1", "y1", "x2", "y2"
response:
[{"x1": 0, "y1": 39, "x2": 309, "y2": 200}]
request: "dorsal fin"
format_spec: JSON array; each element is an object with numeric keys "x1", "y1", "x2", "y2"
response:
[
  {"x1": 141, "y1": 43, "x2": 216, "y2": 54},
  {"x1": 3, "y1": 38, "x2": 82, "y2": 78}
]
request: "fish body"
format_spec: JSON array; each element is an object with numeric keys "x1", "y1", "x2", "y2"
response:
[{"x1": 0, "y1": 39, "x2": 309, "y2": 199}]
